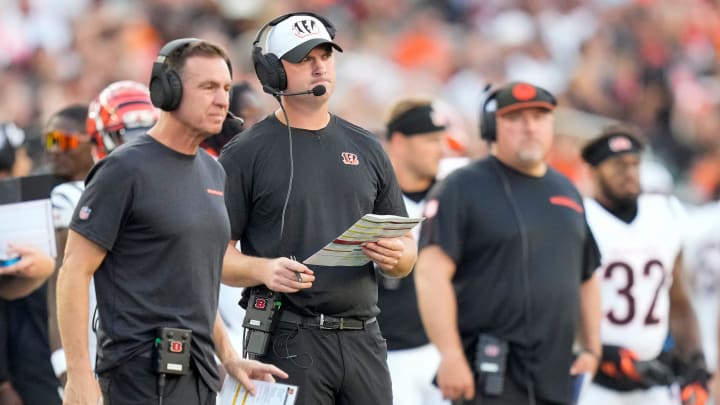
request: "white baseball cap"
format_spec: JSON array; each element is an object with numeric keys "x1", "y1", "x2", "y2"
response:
[{"x1": 265, "y1": 15, "x2": 343, "y2": 63}]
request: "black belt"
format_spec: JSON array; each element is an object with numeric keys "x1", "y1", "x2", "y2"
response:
[{"x1": 278, "y1": 310, "x2": 375, "y2": 331}]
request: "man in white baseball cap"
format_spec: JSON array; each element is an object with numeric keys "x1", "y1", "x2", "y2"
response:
[{"x1": 221, "y1": 10, "x2": 417, "y2": 405}]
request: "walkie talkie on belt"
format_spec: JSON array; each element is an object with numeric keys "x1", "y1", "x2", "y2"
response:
[
  {"x1": 153, "y1": 327, "x2": 192, "y2": 405},
  {"x1": 242, "y1": 286, "x2": 282, "y2": 358},
  {"x1": 475, "y1": 334, "x2": 509, "y2": 396},
  {"x1": 154, "y1": 327, "x2": 192, "y2": 375}
]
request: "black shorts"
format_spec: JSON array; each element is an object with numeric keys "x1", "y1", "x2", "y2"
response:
[
  {"x1": 260, "y1": 319, "x2": 392, "y2": 405},
  {"x1": 98, "y1": 355, "x2": 214, "y2": 405}
]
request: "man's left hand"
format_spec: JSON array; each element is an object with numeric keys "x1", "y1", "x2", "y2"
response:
[
  {"x1": 0, "y1": 244, "x2": 55, "y2": 278},
  {"x1": 570, "y1": 350, "x2": 599, "y2": 377},
  {"x1": 362, "y1": 238, "x2": 404, "y2": 273},
  {"x1": 223, "y1": 358, "x2": 289, "y2": 396}
]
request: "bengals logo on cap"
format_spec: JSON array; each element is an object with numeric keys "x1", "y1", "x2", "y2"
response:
[{"x1": 292, "y1": 19, "x2": 320, "y2": 38}]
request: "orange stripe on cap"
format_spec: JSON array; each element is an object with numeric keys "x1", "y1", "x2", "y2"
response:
[{"x1": 496, "y1": 101, "x2": 556, "y2": 116}]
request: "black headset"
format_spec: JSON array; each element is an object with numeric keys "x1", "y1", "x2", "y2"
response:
[
  {"x1": 251, "y1": 12, "x2": 336, "y2": 93},
  {"x1": 479, "y1": 89, "x2": 500, "y2": 142},
  {"x1": 479, "y1": 86, "x2": 557, "y2": 142},
  {"x1": 149, "y1": 38, "x2": 233, "y2": 111}
]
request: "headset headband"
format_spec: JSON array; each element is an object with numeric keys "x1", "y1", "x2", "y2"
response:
[{"x1": 153, "y1": 38, "x2": 233, "y2": 78}]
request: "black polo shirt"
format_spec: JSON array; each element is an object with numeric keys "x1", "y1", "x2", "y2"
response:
[
  {"x1": 219, "y1": 114, "x2": 407, "y2": 319},
  {"x1": 419, "y1": 156, "x2": 599, "y2": 404},
  {"x1": 70, "y1": 135, "x2": 230, "y2": 390}
]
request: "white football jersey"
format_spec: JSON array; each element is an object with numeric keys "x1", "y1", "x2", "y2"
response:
[
  {"x1": 585, "y1": 194, "x2": 686, "y2": 360},
  {"x1": 51, "y1": 180, "x2": 98, "y2": 368},
  {"x1": 682, "y1": 201, "x2": 720, "y2": 370},
  {"x1": 51, "y1": 181, "x2": 84, "y2": 229},
  {"x1": 403, "y1": 195, "x2": 425, "y2": 241},
  {"x1": 683, "y1": 202, "x2": 720, "y2": 297}
]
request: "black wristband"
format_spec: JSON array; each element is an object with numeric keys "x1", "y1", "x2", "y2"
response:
[{"x1": 688, "y1": 352, "x2": 707, "y2": 369}]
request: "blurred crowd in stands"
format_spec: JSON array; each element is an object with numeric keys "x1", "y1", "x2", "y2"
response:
[{"x1": 1, "y1": 0, "x2": 719, "y2": 202}]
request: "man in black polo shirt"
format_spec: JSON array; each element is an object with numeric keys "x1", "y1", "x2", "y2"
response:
[
  {"x1": 416, "y1": 82, "x2": 602, "y2": 405},
  {"x1": 57, "y1": 39, "x2": 286, "y2": 404},
  {"x1": 219, "y1": 12, "x2": 417, "y2": 405}
]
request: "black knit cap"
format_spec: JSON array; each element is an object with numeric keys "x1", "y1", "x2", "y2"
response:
[
  {"x1": 581, "y1": 131, "x2": 644, "y2": 167},
  {"x1": 494, "y1": 82, "x2": 557, "y2": 116}
]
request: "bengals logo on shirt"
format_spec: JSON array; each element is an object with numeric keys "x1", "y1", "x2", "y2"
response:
[{"x1": 341, "y1": 152, "x2": 359, "y2": 166}]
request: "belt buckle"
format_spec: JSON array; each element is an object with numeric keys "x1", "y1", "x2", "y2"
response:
[{"x1": 319, "y1": 314, "x2": 342, "y2": 330}]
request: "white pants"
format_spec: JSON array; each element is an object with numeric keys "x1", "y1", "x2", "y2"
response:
[
  {"x1": 387, "y1": 344, "x2": 449, "y2": 405},
  {"x1": 217, "y1": 285, "x2": 246, "y2": 352},
  {"x1": 578, "y1": 382, "x2": 680, "y2": 405}
]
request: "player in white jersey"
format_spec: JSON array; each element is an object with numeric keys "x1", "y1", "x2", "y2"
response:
[
  {"x1": 578, "y1": 127, "x2": 709, "y2": 405},
  {"x1": 44, "y1": 105, "x2": 96, "y2": 390},
  {"x1": 50, "y1": 179, "x2": 93, "y2": 376}
]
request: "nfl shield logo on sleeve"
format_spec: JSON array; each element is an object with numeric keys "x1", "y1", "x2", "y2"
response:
[{"x1": 78, "y1": 206, "x2": 92, "y2": 220}]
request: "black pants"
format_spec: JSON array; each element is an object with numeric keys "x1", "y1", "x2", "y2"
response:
[
  {"x1": 260, "y1": 320, "x2": 392, "y2": 405},
  {"x1": 98, "y1": 356, "x2": 214, "y2": 405},
  {"x1": 453, "y1": 377, "x2": 564, "y2": 405},
  {"x1": 0, "y1": 299, "x2": 9, "y2": 384},
  {"x1": 5, "y1": 285, "x2": 62, "y2": 405}
]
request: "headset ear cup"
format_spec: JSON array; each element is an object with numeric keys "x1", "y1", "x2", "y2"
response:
[
  {"x1": 165, "y1": 70, "x2": 183, "y2": 111},
  {"x1": 483, "y1": 113, "x2": 496, "y2": 142},
  {"x1": 480, "y1": 89, "x2": 498, "y2": 142},
  {"x1": 266, "y1": 54, "x2": 287, "y2": 91},
  {"x1": 150, "y1": 69, "x2": 182, "y2": 111},
  {"x1": 253, "y1": 47, "x2": 275, "y2": 90},
  {"x1": 149, "y1": 75, "x2": 166, "y2": 110},
  {"x1": 252, "y1": 46, "x2": 269, "y2": 86},
  {"x1": 253, "y1": 47, "x2": 288, "y2": 92}
]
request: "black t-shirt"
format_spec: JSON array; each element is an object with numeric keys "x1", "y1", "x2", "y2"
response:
[
  {"x1": 419, "y1": 157, "x2": 600, "y2": 404},
  {"x1": 70, "y1": 135, "x2": 230, "y2": 390},
  {"x1": 219, "y1": 114, "x2": 407, "y2": 318}
]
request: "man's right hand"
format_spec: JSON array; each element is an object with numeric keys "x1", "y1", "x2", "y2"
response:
[
  {"x1": 63, "y1": 372, "x2": 101, "y2": 405},
  {"x1": 437, "y1": 350, "x2": 475, "y2": 401},
  {"x1": 263, "y1": 258, "x2": 315, "y2": 293}
]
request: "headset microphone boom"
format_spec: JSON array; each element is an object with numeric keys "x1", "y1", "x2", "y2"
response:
[{"x1": 262, "y1": 84, "x2": 326, "y2": 97}]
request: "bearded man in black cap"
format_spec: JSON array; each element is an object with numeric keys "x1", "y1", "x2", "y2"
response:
[
  {"x1": 415, "y1": 82, "x2": 602, "y2": 405},
  {"x1": 579, "y1": 126, "x2": 709, "y2": 405}
]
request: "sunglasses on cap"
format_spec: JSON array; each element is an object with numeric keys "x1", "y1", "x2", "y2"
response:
[{"x1": 45, "y1": 130, "x2": 88, "y2": 151}]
